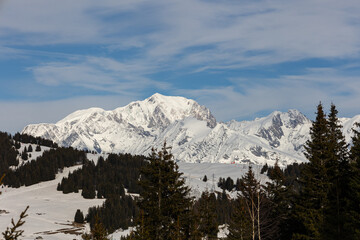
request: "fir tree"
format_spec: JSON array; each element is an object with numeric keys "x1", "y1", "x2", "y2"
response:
[
  {"x1": 292, "y1": 103, "x2": 330, "y2": 240},
  {"x1": 197, "y1": 191, "x2": 218, "y2": 239},
  {"x1": 35, "y1": 145, "x2": 41, "y2": 152},
  {"x1": 75, "y1": 209, "x2": 85, "y2": 224},
  {"x1": 323, "y1": 104, "x2": 350, "y2": 239},
  {"x1": 134, "y1": 143, "x2": 192, "y2": 240},
  {"x1": 82, "y1": 215, "x2": 109, "y2": 240},
  {"x1": 203, "y1": 175, "x2": 208, "y2": 182},
  {"x1": 227, "y1": 197, "x2": 252, "y2": 240},
  {"x1": 345, "y1": 122, "x2": 360, "y2": 238},
  {"x1": 264, "y1": 160, "x2": 292, "y2": 240},
  {"x1": 27, "y1": 145, "x2": 33, "y2": 152},
  {"x1": 21, "y1": 150, "x2": 28, "y2": 161}
]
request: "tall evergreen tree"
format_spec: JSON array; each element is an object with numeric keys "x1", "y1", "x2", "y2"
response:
[
  {"x1": 197, "y1": 191, "x2": 218, "y2": 239},
  {"x1": 227, "y1": 196, "x2": 252, "y2": 240},
  {"x1": 264, "y1": 160, "x2": 292, "y2": 240},
  {"x1": 133, "y1": 143, "x2": 193, "y2": 240},
  {"x1": 323, "y1": 104, "x2": 350, "y2": 239},
  {"x1": 292, "y1": 103, "x2": 330, "y2": 240},
  {"x1": 345, "y1": 122, "x2": 360, "y2": 238}
]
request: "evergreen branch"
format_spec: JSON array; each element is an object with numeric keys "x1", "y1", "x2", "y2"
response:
[{"x1": 2, "y1": 206, "x2": 29, "y2": 240}]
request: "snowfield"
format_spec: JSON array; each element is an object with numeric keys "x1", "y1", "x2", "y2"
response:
[{"x1": 0, "y1": 151, "x2": 267, "y2": 239}]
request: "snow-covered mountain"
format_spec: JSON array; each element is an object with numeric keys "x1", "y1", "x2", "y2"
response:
[{"x1": 22, "y1": 93, "x2": 360, "y2": 166}]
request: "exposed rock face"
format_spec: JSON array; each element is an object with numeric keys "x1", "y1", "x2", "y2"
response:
[{"x1": 22, "y1": 93, "x2": 360, "y2": 166}]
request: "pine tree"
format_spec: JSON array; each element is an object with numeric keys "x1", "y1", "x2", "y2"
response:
[
  {"x1": 197, "y1": 191, "x2": 218, "y2": 239},
  {"x1": 203, "y1": 175, "x2": 208, "y2": 182},
  {"x1": 264, "y1": 160, "x2": 292, "y2": 240},
  {"x1": 345, "y1": 122, "x2": 360, "y2": 238},
  {"x1": 75, "y1": 209, "x2": 85, "y2": 224},
  {"x1": 35, "y1": 145, "x2": 41, "y2": 152},
  {"x1": 227, "y1": 196, "x2": 252, "y2": 240},
  {"x1": 134, "y1": 143, "x2": 192, "y2": 240},
  {"x1": 27, "y1": 145, "x2": 33, "y2": 152},
  {"x1": 323, "y1": 104, "x2": 350, "y2": 239},
  {"x1": 292, "y1": 103, "x2": 330, "y2": 240},
  {"x1": 21, "y1": 150, "x2": 28, "y2": 160},
  {"x1": 82, "y1": 215, "x2": 109, "y2": 240}
]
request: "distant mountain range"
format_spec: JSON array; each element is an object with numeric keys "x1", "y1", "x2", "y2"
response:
[{"x1": 22, "y1": 93, "x2": 360, "y2": 166}]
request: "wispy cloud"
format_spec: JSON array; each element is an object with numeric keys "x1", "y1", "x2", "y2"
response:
[
  {"x1": 30, "y1": 56, "x2": 169, "y2": 94},
  {"x1": 178, "y1": 68, "x2": 360, "y2": 121},
  {"x1": 1, "y1": 0, "x2": 360, "y2": 70}
]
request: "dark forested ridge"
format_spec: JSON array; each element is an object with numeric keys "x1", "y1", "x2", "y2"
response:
[
  {"x1": 57, "y1": 153, "x2": 146, "y2": 197},
  {"x1": 12, "y1": 132, "x2": 58, "y2": 148},
  {"x1": 0, "y1": 132, "x2": 75, "y2": 187},
  {"x1": 0, "y1": 132, "x2": 19, "y2": 171}
]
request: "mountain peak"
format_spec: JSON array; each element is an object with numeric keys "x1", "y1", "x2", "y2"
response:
[
  {"x1": 147, "y1": 92, "x2": 167, "y2": 101},
  {"x1": 23, "y1": 95, "x2": 358, "y2": 166}
]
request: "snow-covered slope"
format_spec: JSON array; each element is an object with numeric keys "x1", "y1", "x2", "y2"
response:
[
  {"x1": 22, "y1": 94, "x2": 360, "y2": 166},
  {"x1": 0, "y1": 152, "x2": 263, "y2": 240},
  {"x1": 22, "y1": 93, "x2": 216, "y2": 154}
]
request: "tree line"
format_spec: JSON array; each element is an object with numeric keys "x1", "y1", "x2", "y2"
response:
[{"x1": 57, "y1": 153, "x2": 146, "y2": 198}]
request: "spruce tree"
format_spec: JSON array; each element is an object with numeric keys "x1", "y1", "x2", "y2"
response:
[
  {"x1": 264, "y1": 160, "x2": 292, "y2": 240},
  {"x1": 35, "y1": 145, "x2": 41, "y2": 152},
  {"x1": 75, "y1": 209, "x2": 85, "y2": 224},
  {"x1": 21, "y1": 151, "x2": 28, "y2": 161},
  {"x1": 134, "y1": 143, "x2": 192, "y2": 240},
  {"x1": 27, "y1": 145, "x2": 33, "y2": 152},
  {"x1": 82, "y1": 215, "x2": 109, "y2": 240},
  {"x1": 197, "y1": 191, "x2": 218, "y2": 239},
  {"x1": 323, "y1": 104, "x2": 350, "y2": 239},
  {"x1": 292, "y1": 103, "x2": 330, "y2": 240},
  {"x1": 227, "y1": 196, "x2": 252, "y2": 240},
  {"x1": 345, "y1": 122, "x2": 360, "y2": 238},
  {"x1": 203, "y1": 175, "x2": 208, "y2": 182}
]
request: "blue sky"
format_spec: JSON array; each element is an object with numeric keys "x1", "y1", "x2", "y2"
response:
[{"x1": 1, "y1": 0, "x2": 360, "y2": 133}]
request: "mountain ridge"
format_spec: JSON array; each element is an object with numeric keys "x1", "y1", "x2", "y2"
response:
[{"x1": 22, "y1": 93, "x2": 360, "y2": 166}]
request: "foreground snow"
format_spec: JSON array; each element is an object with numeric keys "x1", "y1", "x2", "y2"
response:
[
  {"x1": 0, "y1": 159, "x2": 266, "y2": 239},
  {"x1": 0, "y1": 166, "x2": 104, "y2": 240}
]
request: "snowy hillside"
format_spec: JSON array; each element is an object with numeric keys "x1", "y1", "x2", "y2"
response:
[
  {"x1": 0, "y1": 149, "x2": 264, "y2": 240},
  {"x1": 22, "y1": 94, "x2": 360, "y2": 166}
]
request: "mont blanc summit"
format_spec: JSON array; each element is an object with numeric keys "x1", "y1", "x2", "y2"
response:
[{"x1": 22, "y1": 94, "x2": 360, "y2": 166}]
